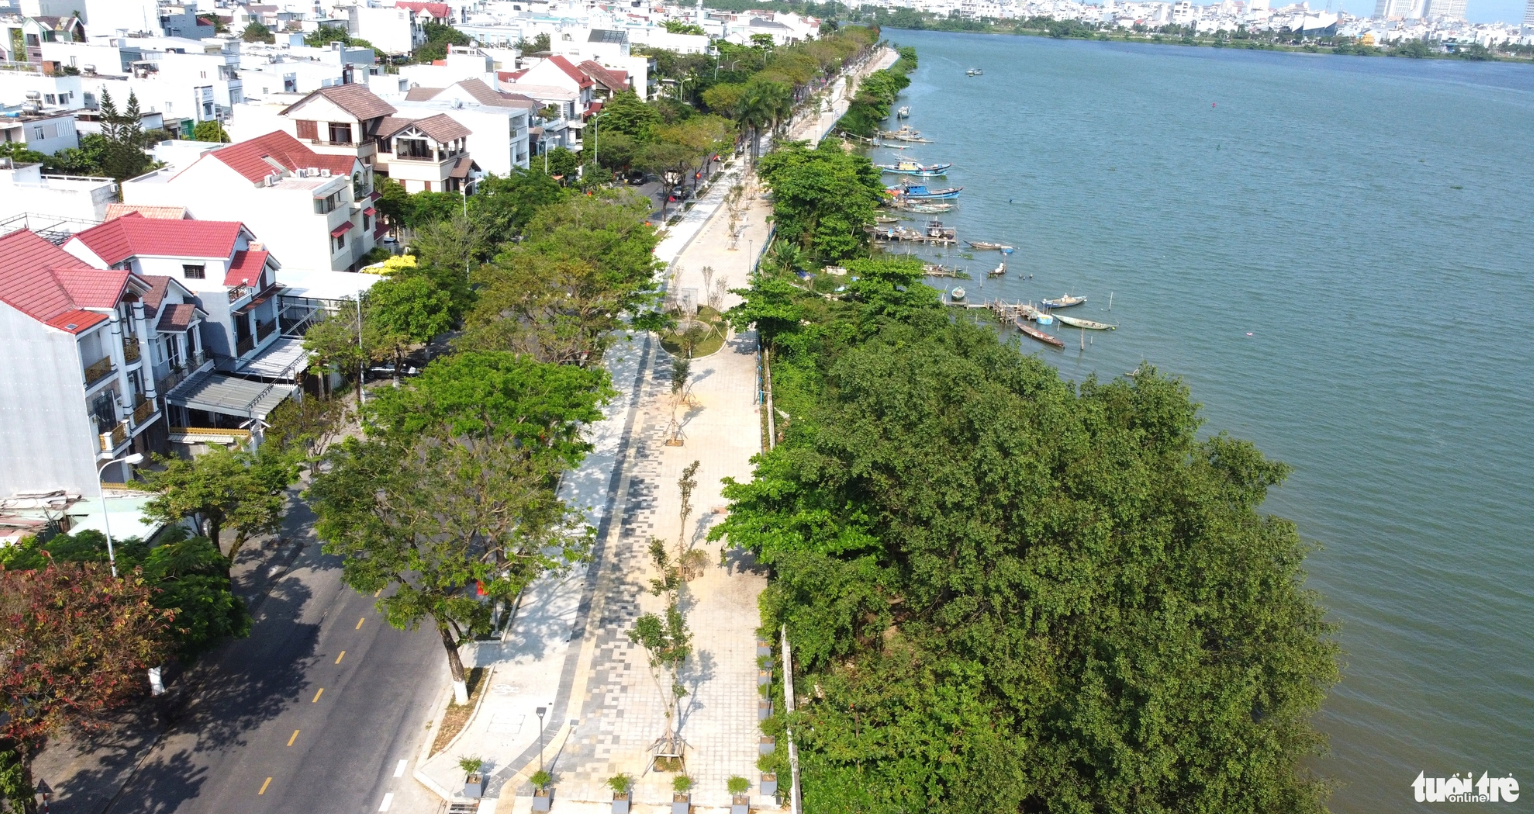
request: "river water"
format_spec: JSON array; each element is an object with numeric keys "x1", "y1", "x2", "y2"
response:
[{"x1": 873, "y1": 30, "x2": 1534, "y2": 812}]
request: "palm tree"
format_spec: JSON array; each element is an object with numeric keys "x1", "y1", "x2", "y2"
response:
[{"x1": 735, "y1": 78, "x2": 792, "y2": 159}]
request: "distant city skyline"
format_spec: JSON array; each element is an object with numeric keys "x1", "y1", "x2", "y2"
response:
[{"x1": 1345, "y1": 0, "x2": 1526, "y2": 22}]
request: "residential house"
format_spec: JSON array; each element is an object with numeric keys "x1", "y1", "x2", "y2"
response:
[
  {"x1": 279, "y1": 82, "x2": 400, "y2": 168},
  {"x1": 395, "y1": 78, "x2": 532, "y2": 175},
  {"x1": 0, "y1": 159, "x2": 117, "y2": 225},
  {"x1": 0, "y1": 228, "x2": 209, "y2": 495},
  {"x1": 61, "y1": 214, "x2": 301, "y2": 438},
  {"x1": 121, "y1": 131, "x2": 377, "y2": 271},
  {"x1": 577, "y1": 59, "x2": 631, "y2": 104},
  {"x1": 349, "y1": 4, "x2": 426, "y2": 55},
  {"x1": 375, "y1": 113, "x2": 474, "y2": 192},
  {"x1": 0, "y1": 107, "x2": 80, "y2": 154}
]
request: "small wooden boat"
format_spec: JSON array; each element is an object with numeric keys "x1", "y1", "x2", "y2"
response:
[
  {"x1": 874, "y1": 215, "x2": 899, "y2": 224},
  {"x1": 889, "y1": 183, "x2": 962, "y2": 200},
  {"x1": 987, "y1": 261, "x2": 1006, "y2": 277},
  {"x1": 950, "y1": 287, "x2": 966, "y2": 301},
  {"x1": 1016, "y1": 318, "x2": 1064, "y2": 348},
  {"x1": 901, "y1": 202, "x2": 955, "y2": 214},
  {"x1": 926, "y1": 219, "x2": 956, "y2": 240},
  {"x1": 1054, "y1": 314, "x2": 1116, "y2": 330},
  {"x1": 896, "y1": 106, "x2": 910, "y2": 119},
  {"x1": 966, "y1": 240, "x2": 1014, "y2": 251},
  {"x1": 1042, "y1": 294, "x2": 1087, "y2": 309},
  {"x1": 877, "y1": 159, "x2": 951, "y2": 177}
]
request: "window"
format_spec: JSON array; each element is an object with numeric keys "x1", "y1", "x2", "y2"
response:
[
  {"x1": 313, "y1": 192, "x2": 339, "y2": 214},
  {"x1": 29, "y1": 126, "x2": 43, "y2": 140},
  {"x1": 295, "y1": 119, "x2": 317, "y2": 140},
  {"x1": 44, "y1": 93, "x2": 55, "y2": 104},
  {"x1": 363, "y1": 213, "x2": 371, "y2": 231},
  {"x1": 328, "y1": 122, "x2": 352, "y2": 144},
  {"x1": 333, "y1": 233, "x2": 346, "y2": 251},
  {"x1": 182, "y1": 264, "x2": 205, "y2": 280}
]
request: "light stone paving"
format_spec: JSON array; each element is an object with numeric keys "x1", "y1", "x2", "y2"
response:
[{"x1": 413, "y1": 47, "x2": 896, "y2": 814}]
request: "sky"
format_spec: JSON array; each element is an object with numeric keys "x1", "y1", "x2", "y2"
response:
[{"x1": 1336, "y1": 0, "x2": 1529, "y2": 22}]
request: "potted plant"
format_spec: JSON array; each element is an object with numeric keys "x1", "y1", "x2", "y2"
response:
[
  {"x1": 760, "y1": 772, "x2": 777, "y2": 796},
  {"x1": 459, "y1": 756, "x2": 486, "y2": 799},
  {"x1": 728, "y1": 775, "x2": 751, "y2": 814},
  {"x1": 531, "y1": 769, "x2": 554, "y2": 811},
  {"x1": 608, "y1": 773, "x2": 633, "y2": 814},
  {"x1": 672, "y1": 774, "x2": 693, "y2": 814}
]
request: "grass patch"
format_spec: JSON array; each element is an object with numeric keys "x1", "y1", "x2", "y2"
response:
[
  {"x1": 429, "y1": 667, "x2": 488, "y2": 756},
  {"x1": 661, "y1": 306, "x2": 729, "y2": 358}
]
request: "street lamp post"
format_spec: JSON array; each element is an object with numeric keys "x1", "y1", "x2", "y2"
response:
[
  {"x1": 96, "y1": 451, "x2": 145, "y2": 578},
  {"x1": 535, "y1": 706, "x2": 547, "y2": 773}
]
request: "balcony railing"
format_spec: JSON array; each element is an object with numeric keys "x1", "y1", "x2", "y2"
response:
[
  {"x1": 228, "y1": 284, "x2": 251, "y2": 303},
  {"x1": 83, "y1": 355, "x2": 114, "y2": 387},
  {"x1": 122, "y1": 336, "x2": 141, "y2": 364},
  {"x1": 98, "y1": 421, "x2": 128, "y2": 453},
  {"x1": 236, "y1": 335, "x2": 255, "y2": 357},
  {"x1": 256, "y1": 320, "x2": 276, "y2": 341},
  {"x1": 132, "y1": 396, "x2": 156, "y2": 425},
  {"x1": 155, "y1": 351, "x2": 205, "y2": 394}
]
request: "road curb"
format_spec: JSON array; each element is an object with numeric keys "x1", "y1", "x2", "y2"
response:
[{"x1": 412, "y1": 684, "x2": 458, "y2": 801}]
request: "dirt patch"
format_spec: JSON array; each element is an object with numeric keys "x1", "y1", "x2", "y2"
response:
[{"x1": 429, "y1": 667, "x2": 488, "y2": 757}]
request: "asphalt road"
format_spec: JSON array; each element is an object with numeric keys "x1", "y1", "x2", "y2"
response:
[{"x1": 103, "y1": 504, "x2": 446, "y2": 814}]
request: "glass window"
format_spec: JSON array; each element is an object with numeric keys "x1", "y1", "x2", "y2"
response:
[
  {"x1": 328, "y1": 122, "x2": 353, "y2": 144},
  {"x1": 182, "y1": 264, "x2": 205, "y2": 279}
]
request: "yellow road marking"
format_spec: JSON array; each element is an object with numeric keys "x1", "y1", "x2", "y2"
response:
[
  {"x1": 312, "y1": 688, "x2": 324, "y2": 703},
  {"x1": 356, "y1": 617, "x2": 365, "y2": 629},
  {"x1": 374, "y1": 588, "x2": 382, "y2": 597},
  {"x1": 259, "y1": 777, "x2": 272, "y2": 795},
  {"x1": 335, "y1": 651, "x2": 345, "y2": 664},
  {"x1": 287, "y1": 729, "x2": 300, "y2": 746}
]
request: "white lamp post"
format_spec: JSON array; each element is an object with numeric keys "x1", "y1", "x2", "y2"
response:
[{"x1": 96, "y1": 451, "x2": 145, "y2": 578}]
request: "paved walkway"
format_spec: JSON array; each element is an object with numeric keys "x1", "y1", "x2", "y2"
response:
[{"x1": 414, "y1": 47, "x2": 896, "y2": 813}]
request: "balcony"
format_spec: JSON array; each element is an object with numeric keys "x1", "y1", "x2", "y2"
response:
[
  {"x1": 122, "y1": 336, "x2": 141, "y2": 364},
  {"x1": 228, "y1": 284, "x2": 251, "y2": 303},
  {"x1": 83, "y1": 355, "x2": 114, "y2": 387},
  {"x1": 98, "y1": 420, "x2": 128, "y2": 453},
  {"x1": 236, "y1": 335, "x2": 255, "y2": 357},
  {"x1": 132, "y1": 396, "x2": 156, "y2": 426},
  {"x1": 155, "y1": 352, "x2": 206, "y2": 394},
  {"x1": 256, "y1": 320, "x2": 276, "y2": 342}
]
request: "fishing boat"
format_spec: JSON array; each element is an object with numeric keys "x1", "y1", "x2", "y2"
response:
[
  {"x1": 951, "y1": 287, "x2": 966, "y2": 301},
  {"x1": 926, "y1": 220, "x2": 957, "y2": 241},
  {"x1": 897, "y1": 105, "x2": 910, "y2": 119},
  {"x1": 878, "y1": 125, "x2": 933, "y2": 143},
  {"x1": 1041, "y1": 294, "x2": 1087, "y2": 309},
  {"x1": 874, "y1": 215, "x2": 899, "y2": 224},
  {"x1": 988, "y1": 261, "x2": 1007, "y2": 277},
  {"x1": 889, "y1": 183, "x2": 962, "y2": 201},
  {"x1": 1016, "y1": 318, "x2": 1064, "y2": 348},
  {"x1": 900, "y1": 201, "x2": 955, "y2": 214},
  {"x1": 1054, "y1": 314, "x2": 1116, "y2": 330},
  {"x1": 877, "y1": 158, "x2": 952, "y2": 176},
  {"x1": 966, "y1": 68, "x2": 984, "y2": 77},
  {"x1": 966, "y1": 240, "x2": 1014, "y2": 251}
]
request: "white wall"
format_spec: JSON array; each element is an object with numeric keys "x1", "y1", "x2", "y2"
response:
[
  {"x1": 0, "y1": 163, "x2": 116, "y2": 222},
  {"x1": 352, "y1": 6, "x2": 420, "y2": 55},
  {"x1": 0, "y1": 74, "x2": 85, "y2": 109},
  {"x1": 84, "y1": 0, "x2": 160, "y2": 35},
  {"x1": 0, "y1": 303, "x2": 101, "y2": 497}
]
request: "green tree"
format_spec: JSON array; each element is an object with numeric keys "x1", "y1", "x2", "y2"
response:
[
  {"x1": 755, "y1": 139, "x2": 884, "y2": 263},
  {"x1": 42, "y1": 133, "x2": 107, "y2": 175},
  {"x1": 241, "y1": 21, "x2": 274, "y2": 43},
  {"x1": 140, "y1": 447, "x2": 291, "y2": 560},
  {"x1": 525, "y1": 32, "x2": 551, "y2": 53},
  {"x1": 0, "y1": 142, "x2": 47, "y2": 165},
  {"x1": 469, "y1": 168, "x2": 567, "y2": 237},
  {"x1": 736, "y1": 77, "x2": 792, "y2": 157},
  {"x1": 661, "y1": 20, "x2": 705, "y2": 35},
  {"x1": 193, "y1": 120, "x2": 231, "y2": 142},
  {"x1": 140, "y1": 531, "x2": 252, "y2": 659},
  {"x1": 304, "y1": 25, "x2": 352, "y2": 47},
  {"x1": 544, "y1": 146, "x2": 580, "y2": 179},
  {"x1": 363, "y1": 274, "x2": 455, "y2": 377},
  {"x1": 598, "y1": 90, "x2": 662, "y2": 141},
  {"x1": 302, "y1": 298, "x2": 368, "y2": 402},
  {"x1": 98, "y1": 89, "x2": 150, "y2": 182}
]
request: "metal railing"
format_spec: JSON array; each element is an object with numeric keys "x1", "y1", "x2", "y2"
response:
[
  {"x1": 256, "y1": 320, "x2": 276, "y2": 341},
  {"x1": 228, "y1": 284, "x2": 250, "y2": 303},
  {"x1": 122, "y1": 336, "x2": 141, "y2": 363},
  {"x1": 169, "y1": 426, "x2": 252, "y2": 440},
  {"x1": 98, "y1": 421, "x2": 128, "y2": 452},
  {"x1": 83, "y1": 355, "x2": 114, "y2": 386},
  {"x1": 155, "y1": 351, "x2": 206, "y2": 394},
  {"x1": 236, "y1": 335, "x2": 255, "y2": 357},
  {"x1": 132, "y1": 397, "x2": 156, "y2": 425}
]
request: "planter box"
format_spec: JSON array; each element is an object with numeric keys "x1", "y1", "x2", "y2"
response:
[
  {"x1": 533, "y1": 788, "x2": 554, "y2": 811},
  {"x1": 612, "y1": 792, "x2": 631, "y2": 813},
  {"x1": 464, "y1": 773, "x2": 486, "y2": 798},
  {"x1": 732, "y1": 793, "x2": 751, "y2": 814},
  {"x1": 761, "y1": 773, "x2": 778, "y2": 796},
  {"x1": 758, "y1": 698, "x2": 772, "y2": 721},
  {"x1": 760, "y1": 736, "x2": 775, "y2": 755},
  {"x1": 757, "y1": 669, "x2": 771, "y2": 687},
  {"x1": 756, "y1": 639, "x2": 772, "y2": 658},
  {"x1": 672, "y1": 792, "x2": 691, "y2": 814}
]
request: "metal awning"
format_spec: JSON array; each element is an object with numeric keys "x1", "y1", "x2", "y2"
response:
[
  {"x1": 165, "y1": 370, "x2": 295, "y2": 420},
  {"x1": 363, "y1": 206, "x2": 376, "y2": 216},
  {"x1": 238, "y1": 336, "x2": 309, "y2": 379},
  {"x1": 330, "y1": 221, "x2": 354, "y2": 237}
]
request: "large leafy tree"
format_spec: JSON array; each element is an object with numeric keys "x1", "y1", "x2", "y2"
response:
[
  {"x1": 598, "y1": 89, "x2": 661, "y2": 141},
  {"x1": 363, "y1": 274, "x2": 455, "y2": 377},
  {"x1": 0, "y1": 563, "x2": 172, "y2": 810},
  {"x1": 735, "y1": 77, "x2": 792, "y2": 157},
  {"x1": 755, "y1": 139, "x2": 884, "y2": 263},
  {"x1": 310, "y1": 351, "x2": 609, "y2": 703},
  {"x1": 140, "y1": 446, "x2": 295, "y2": 560},
  {"x1": 712, "y1": 307, "x2": 1341, "y2": 812}
]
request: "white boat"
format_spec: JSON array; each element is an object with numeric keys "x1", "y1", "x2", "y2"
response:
[
  {"x1": 966, "y1": 68, "x2": 984, "y2": 76},
  {"x1": 1054, "y1": 314, "x2": 1116, "y2": 330},
  {"x1": 988, "y1": 261, "x2": 1006, "y2": 277},
  {"x1": 896, "y1": 106, "x2": 910, "y2": 119}
]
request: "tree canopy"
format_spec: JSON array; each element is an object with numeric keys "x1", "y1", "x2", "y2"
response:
[{"x1": 755, "y1": 139, "x2": 884, "y2": 263}]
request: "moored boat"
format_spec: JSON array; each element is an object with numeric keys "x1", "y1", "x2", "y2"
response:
[
  {"x1": 877, "y1": 159, "x2": 952, "y2": 176},
  {"x1": 951, "y1": 287, "x2": 966, "y2": 300},
  {"x1": 889, "y1": 183, "x2": 962, "y2": 200},
  {"x1": 897, "y1": 105, "x2": 910, "y2": 119},
  {"x1": 1042, "y1": 294, "x2": 1087, "y2": 309},
  {"x1": 966, "y1": 240, "x2": 1014, "y2": 251},
  {"x1": 1054, "y1": 314, "x2": 1116, "y2": 330},
  {"x1": 988, "y1": 261, "x2": 1006, "y2": 277},
  {"x1": 900, "y1": 202, "x2": 955, "y2": 214},
  {"x1": 966, "y1": 68, "x2": 984, "y2": 77},
  {"x1": 1016, "y1": 318, "x2": 1064, "y2": 347}
]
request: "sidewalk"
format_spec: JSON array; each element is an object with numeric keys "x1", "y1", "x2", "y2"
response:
[{"x1": 415, "y1": 47, "x2": 897, "y2": 812}]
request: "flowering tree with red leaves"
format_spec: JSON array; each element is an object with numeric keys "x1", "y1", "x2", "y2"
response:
[{"x1": 0, "y1": 562, "x2": 172, "y2": 811}]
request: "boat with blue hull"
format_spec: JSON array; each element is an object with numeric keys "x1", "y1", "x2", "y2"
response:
[{"x1": 888, "y1": 183, "x2": 963, "y2": 200}]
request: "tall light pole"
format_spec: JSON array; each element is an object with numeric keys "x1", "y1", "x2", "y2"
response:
[
  {"x1": 96, "y1": 451, "x2": 145, "y2": 578},
  {"x1": 535, "y1": 706, "x2": 547, "y2": 773}
]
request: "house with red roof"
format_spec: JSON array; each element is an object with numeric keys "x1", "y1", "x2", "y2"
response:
[
  {"x1": 0, "y1": 228, "x2": 211, "y2": 495},
  {"x1": 279, "y1": 84, "x2": 400, "y2": 168},
  {"x1": 120, "y1": 131, "x2": 379, "y2": 272}
]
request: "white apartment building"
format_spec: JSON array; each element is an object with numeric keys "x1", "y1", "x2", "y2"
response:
[
  {"x1": 122, "y1": 131, "x2": 377, "y2": 272},
  {"x1": 0, "y1": 108, "x2": 80, "y2": 154},
  {"x1": 0, "y1": 159, "x2": 116, "y2": 225},
  {"x1": 395, "y1": 79, "x2": 533, "y2": 175},
  {"x1": 0, "y1": 228, "x2": 207, "y2": 493}
]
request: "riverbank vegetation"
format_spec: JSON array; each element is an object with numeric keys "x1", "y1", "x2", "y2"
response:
[
  {"x1": 721, "y1": 49, "x2": 1341, "y2": 811},
  {"x1": 836, "y1": 45, "x2": 918, "y2": 137}
]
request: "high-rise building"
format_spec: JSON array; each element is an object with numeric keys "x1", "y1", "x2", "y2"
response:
[
  {"x1": 1525, "y1": 0, "x2": 1534, "y2": 25},
  {"x1": 1423, "y1": 0, "x2": 1467, "y2": 18}
]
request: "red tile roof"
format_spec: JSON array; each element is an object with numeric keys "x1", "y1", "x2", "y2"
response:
[
  {"x1": 225, "y1": 250, "x2": 269, "y2": 287},
  {"x1": 578, "y1": 60, "x2": 630, "y2": 92},
  {"x1": 139, "y1": 276, "x2": 172, "y2": 314},
  {"x1": 205, "y1": 131, "x2": 358, "y2": 184},
  {"x1": 70, "y1": 213, "x2": 245, "y2": 266},
  {"x1": 547, "y1": 56, "x2": 594, "y2": 88},
  {"x1": 395, "y1": 1, "x2": 451, "y2": 18},
  {"x1": 0, "y1": 230, "x2": 131, "y2": 333}
]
